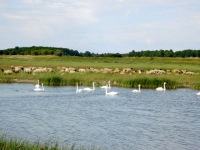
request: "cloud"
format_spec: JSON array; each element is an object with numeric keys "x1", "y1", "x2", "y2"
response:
[{"x1": 0, "y1": 0, "x2": 200, "y2": 52}]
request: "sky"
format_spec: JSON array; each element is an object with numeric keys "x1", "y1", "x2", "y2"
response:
[{"x1": 0, "y1": 0, "x2": 200, "y2": 54}]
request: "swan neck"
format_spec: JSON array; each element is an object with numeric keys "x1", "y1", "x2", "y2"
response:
[{"x1": 93, "y1": 83, "x2": 95, "y2": 90}]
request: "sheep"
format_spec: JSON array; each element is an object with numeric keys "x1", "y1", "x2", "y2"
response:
[
  {"x1": 12, "y1": 66, "x2": 24, "y2": 73},
  {"x1": 69, "y1": 67, "x2": 76, "y2": 71},
  {"x1": 123, "y1": 68, "x2": 133, "y2": 73},
  {"x1": 102, "y1": 68, "x2": 113, "y2": 73},
  {"x1": 172, "y1": 69, "x2": 180, "y2": 74},
  {"x1": 181, "y1": 70, "x2": 187, "y2": 74},
  {"x1": 185, "y1": 71, "x2": 195, "y2": 75},
  {"x1": 145, "y1": 69, "x2": 165, "y2": 75},
  {"x1": 33, "y1": 68, "x2": 47, "y2": 73},
  {"x1": 113, "y1": 68, "x2": 120, "y2": 73},
  {"x1": 22, "y1": 67, "x2": 32, "y2": 73},
  {"x1": 87, "y1": 68, "x2": 94, "y2": 72},
  {"x1": 64, "y1": 68, "x2": 69, "y2": 72},
  {"x1": 79, "y1": 68, "x2": 86, "y2": 73},
  {"x1": 93, "y1": 69, "x2": 101, "y2": 73},
  {"x1": 138, "y1": 69, "x2": 142, "y2": 74},
  {"x1": 1, "y1": 69, "x2": 13, "y2": 75},
  {"x1": 146, "y1": 70, "x2": 155, "y2": 74},
  {"x1": 47, "y1": 68, "x2": 54, "y2": 72},
  {"x1": 69, "y1": 70, "x2": 76, "y2": 73},
  {"x1": 60, "y1": 69, "x2": 65, "y2": 73},
  {"x1": 120, "y1": 71, "x2": 125, "y2": 74}
]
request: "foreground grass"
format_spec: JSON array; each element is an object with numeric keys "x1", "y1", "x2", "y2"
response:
[
  {"x1": 0, "y1": 55, "x2": 200, "y2": 89},
  {"x1": 0, "y1": 134, "x2": 101, "y2": 150}
]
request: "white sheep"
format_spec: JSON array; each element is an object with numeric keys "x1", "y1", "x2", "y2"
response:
[
  {"x1": 1, "y1": 69, "x2": 13, "y2": 75},
  {"x1": 79, "y1": 68, "x2": 86, "y2": 73}
]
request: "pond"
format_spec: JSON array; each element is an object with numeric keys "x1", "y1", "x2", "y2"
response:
[{"x1": 0, "y1": 83, "x2": 200, "y2": 150}]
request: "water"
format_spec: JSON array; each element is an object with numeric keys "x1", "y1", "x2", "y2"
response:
[{"x1": 0, "y1": 83, "x2": 200, "y2": 150}]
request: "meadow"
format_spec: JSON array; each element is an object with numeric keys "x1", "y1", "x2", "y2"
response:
[{"x1": 0, "y1": 55, "x2": 200, "y2": 89}]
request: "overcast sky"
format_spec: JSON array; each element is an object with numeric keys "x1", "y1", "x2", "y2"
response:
[{"x1": 0, "y1": 0, "x2": 200, "y2": 53}]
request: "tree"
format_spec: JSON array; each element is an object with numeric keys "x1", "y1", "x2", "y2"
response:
[
  {"x1": 84, "y1": 51, "x2": 92, "y2": 57},
  {"x1": 54, "y1": 50, "x2": 63, "y2": 56}
]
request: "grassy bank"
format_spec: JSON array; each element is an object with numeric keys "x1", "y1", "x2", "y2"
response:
[
  {"x1": 0, "y1": 134, "x2": 100, "y2": 150},
  {"x1": 0, "y1": 55, "x2": 200, "y2": 89}
]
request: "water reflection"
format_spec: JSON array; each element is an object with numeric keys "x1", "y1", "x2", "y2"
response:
[{"x1": 0, "y1": 83, "x2": 200, "y2": 150}]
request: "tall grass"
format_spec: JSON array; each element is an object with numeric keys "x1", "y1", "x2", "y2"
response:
[
  {"x1": 0, "y1": 134, "x2": 101, "y2": 150},
  {"x1": 117, "y1": 77, "x2": 177, "y2": 89},
  {"x1": 36, "y1": 73, "x2": 178, "y2": 89}
]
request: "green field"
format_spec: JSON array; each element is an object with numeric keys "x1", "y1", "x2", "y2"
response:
[{"x1": 0, "y1": 55, "x2": 200, "y2": 89}]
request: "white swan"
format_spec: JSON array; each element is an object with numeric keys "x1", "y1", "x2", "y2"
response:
[
  {"x1": 105, "y1": 84, "x2": 118, "y2": 95},
  {"x1": 76, "y1": 84, "x2": 83, "y2": 93},
  {"x1": 35, "y1": 80, "x2": 40, "y2": 88},
  {"x1": 156, "y1": 82, "x2": 166, "y2": 91},
  {"x1": 34, "y1": 83, "x2": 44, "y2": 91},
  {"x1": 100, "y1": 81, "x2": 110, "y2": 89},
  {"x1": 196, "y1": 92, "x2": 200, "y2": 95},
  {"x1": 132, "y1": 84, "x2": 141, "y2": 93},
  {"x1": 83, "y1": 82, "x2": 95, "y2": 91}
]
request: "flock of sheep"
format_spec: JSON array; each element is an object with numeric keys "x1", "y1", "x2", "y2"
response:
[{"x1": 0, "y1": 65, "x2": 196, "y2": 76}]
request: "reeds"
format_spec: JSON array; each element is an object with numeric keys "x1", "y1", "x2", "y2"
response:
[
  {"x1": 117, "y1": 77, "x2": 177, "y2": 89},
  {"x1": 0, "y1": 134, "x2": 101, "y2": 150},
  {"x1": 37, "y1": 74, "x2": 178, "y2": 89}
]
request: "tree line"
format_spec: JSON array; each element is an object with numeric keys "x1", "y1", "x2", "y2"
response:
[{"x1": 0, "y1": 46, "x2": 200, "y2": 57}]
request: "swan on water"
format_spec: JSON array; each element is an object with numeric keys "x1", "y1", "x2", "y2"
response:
[
  {"x1": 76, "y1": 83, "x2": 83, "y2": 93},
  {"x1": 34, "y1": 83, "x2": 44, "y2": 91},
  {"x1": 105, "y1": 84, "x2": 118, "y2": 95},
  {"x1": 83, "y1": 82, "x2": 95, "y2": 91},
  {"x1": 196, "y1": 92, "x2": 200, "y2": 95},
  {"x1": 132, "y1": 84, "x2": 141, "y2": 93},
  {"x1": 156, "y1": 82, "x2": 166, "y2": 91},
  {"x1": 35, "y1": 80, "x2": 40, "y2": 88},
  {"x1": 100, "y1": 81, "x2": 110, "y2": 89}
]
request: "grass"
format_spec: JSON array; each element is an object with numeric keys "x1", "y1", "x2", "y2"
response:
[
  {"x1": 0, "y1": 55, "x2": 200, "y2": 89},
  {"x1": 0, "y1": 134, "x2": 101, "y2": 150}
]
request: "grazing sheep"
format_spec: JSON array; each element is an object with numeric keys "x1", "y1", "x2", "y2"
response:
[
  {"x1": 87, "y1": 68, "x2": 94, "y2": 72},
  {"x1": 69, "y1": 70, "x2": 76, "y2": 73},
  {"x1": 172, "y1": 69, "x2": 180, "y2": 74},
  {"x1": 22, "y1": 67, "x2": 32, "y2": 73},
  {"x1": 1, "y1": 69, "x2": 13, "y2": 75},
  {"x1": 12, "y1": 66, "x2": 24, "y2": 73},
  {"x1": 69, "y1": 67, "x2": 76, "y2": 71},
  {"x1": 93, "y1": 69, "x2": 101, "y2": 73},
  {"x1": 113, "y1": 68, "x2": 120, "y2": 73},
  {"x1": 102, "y1": 68, "x2": 113, "y2": 73},
  {"x1": 123, "y1": 68, "x2": 133, "y2": 73},
  {"x1": 138, "y1": 69, "x2": 142, "y2": 74},
  {"x1": 185, "y1": 71, "x2": 195, "y2": 75},
  {"x1": 79, "y1": 68, "x2": 86, "y2": 73},
  {"x1": 47, "y1": 68, "x2": 54, "y2": 72},
  {"x1": 33, "y1": 68, "x2": 47, "y2": 73}
]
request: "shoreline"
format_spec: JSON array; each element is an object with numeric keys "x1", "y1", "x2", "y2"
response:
[{"x1": 0, "y1": 78, "x2": 196, "y2": 90}]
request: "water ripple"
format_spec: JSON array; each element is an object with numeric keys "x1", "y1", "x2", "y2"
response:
[{"x1": 0, "y1": 84, "x2": 200, "y2": 150}]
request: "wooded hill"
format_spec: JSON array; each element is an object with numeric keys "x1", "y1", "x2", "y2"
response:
[{"x1": 0, "y1": 46, "x2": 200, "y2": 57}]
